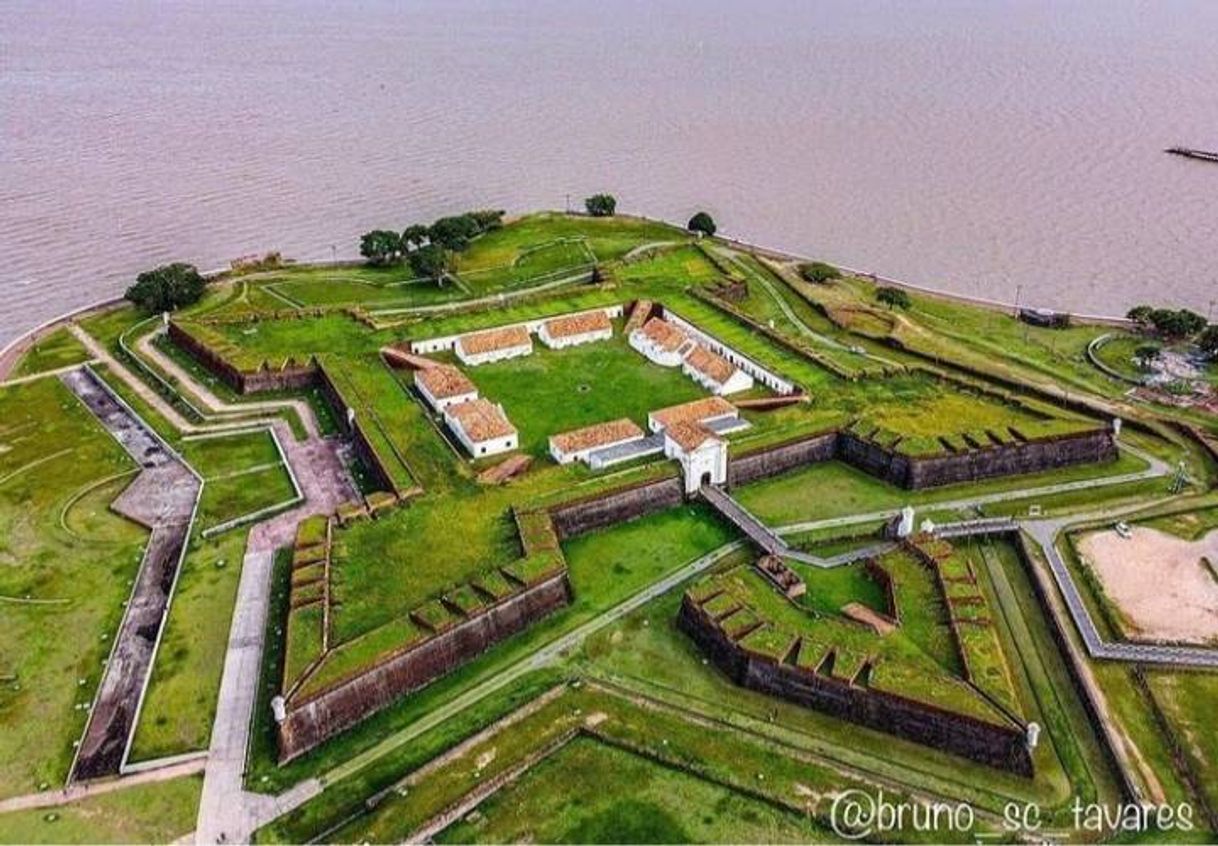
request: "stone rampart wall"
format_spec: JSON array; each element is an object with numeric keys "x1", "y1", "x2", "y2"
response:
[
  {"x1": 902, "y1": 429, "x2": 1116, "y2": 488},
  {"x1": 279, "y1": 572, "x2": 572, "y2": 762},
  {"x1": 549, "y1": 477, "x2": 685, "y2": 540},
  {"x1": 677, "y1": 597, "x2": 1032, "y2": 775},
  {"x1": 727, "y1": 432, "x2": 837, "y2": 488}
]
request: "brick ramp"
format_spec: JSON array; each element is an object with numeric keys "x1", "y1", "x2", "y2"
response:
[{"x1": 60, "y1": 367, "x2": 201, "y2": 782}]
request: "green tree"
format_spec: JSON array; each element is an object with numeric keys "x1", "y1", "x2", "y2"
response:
[
  {"x1": 1199, "y1": 325, "x2": 1218, "y2": 357},
  {"x1": 359, "y1": 230, "x2": 402, "y2": 265},
  {"x1": 124, "y1": 263, "x2": 206, "y2": 313},
  {"x1": 401, "y1": 225, "x2": 430, "y2": 251},
  {"x1": 1149, "y1": 308, "x2": 1207, "y2": 339},
  {"x1": 799, "y1": 261, "x2": 841, "y2": 283},
  {"x1": 468, "y1": 209, "x2": 506, "y2": 232},
  {"x1": 1126, "y1": 305, "x2": 1154, "y2": 329},
  {"x1": 429, "y1": 215, "x2": 480, "y2": 251},
  {"x1": 687, "y1": 211, "x2": 716, "y2": 236},
  {"x1": 584, "y1": 194, "x2": 616, "y2": 217},
  {"x1": 1134, "y1": 343, "x2": 1162, "y2": 369},
  {"x1": 409, "y1": 243, "x2": 448, "y2": 280},
  {"x1": 876, "y1": 286, "x2": 911, "y2": 310}
]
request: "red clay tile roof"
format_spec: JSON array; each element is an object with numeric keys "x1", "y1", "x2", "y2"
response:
[
  {"x1": 415, "y1": 364, "x2": 476, "y2": 399},
  {"x1": 550, "y1": 418, "x2": 644, "y2": 455},
  {"x1": 664, "y1": 421, "x2": 721, "y2": 452},
  {"x1": 544, "y1": 310, "x2": 612, "y2": 339},
  {"x1": 637, "y1": 317, "x2": 689, "y2": 352},
  {"x1": 447, "y1": 399, "x2": 516, "y2": 442},
  {"x1": 650, "y1": 396, "x2": 736, "y2": 430},
  {"x1": 683, "y1": 344, "x2": 736, "y2": 384},
  {"x1": 457, "y1": 325, "x2": 532, "y2": 357}
]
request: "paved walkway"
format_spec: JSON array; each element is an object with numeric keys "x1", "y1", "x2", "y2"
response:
[
  {"x1": 1022, "y1": 517, "x2": 1218, "y2": 668},
  {"x1": 0, "y1": 757, "x2": 207, "y2": 815}
]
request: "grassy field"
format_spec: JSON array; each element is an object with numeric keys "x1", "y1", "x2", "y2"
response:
[
  {"x1": 10, "y1": 328, "x2": 91, "y2": 377},
  {"x1": 435, "y1": 736, "x2": 821, "y2": 844},
  {"x1": 734, "y1": 447, "x2": 1147, "y2": 527},
  {"x1": 462, "y1": 330, "x2": 705, "y2": 455},
  {"x1": 0, "y1": 378, "x2": 146, "y2": 797},
  {"x1": 0, "y1": 774, "x2": 201, "y2": 843},
  {"x1": 127, "y1": 527, "x2": 249, "y2": 761}
]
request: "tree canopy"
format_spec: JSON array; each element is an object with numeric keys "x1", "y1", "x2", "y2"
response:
[
  {"x1": 876, "y1": 286, "x2": 911, "y2": 310},
  {"x1": 687, "y1": 211, "x2": 716, "y2": 236},
  {"x1": 1127, "y1": 304, "x2": 1207, "y2": 339},
  {"x1": 124, "y1": 263, "x2": 206, "y2": 313},
  {"x1": 799, "y1": 261, "x2": 842, "y2": 284},
  {"x1": 408, "y1": 244, "x2": 448, "y2": 280},
  {"x1": 584, "y1": 194, "x2": 616, "y2": 217},
  {"x1": 360, "y1": 230, "x2": 402, "y2": 266}
]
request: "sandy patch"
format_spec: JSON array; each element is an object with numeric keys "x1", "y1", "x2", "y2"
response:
[
  {"x1": 1078, "y1": 526, "x2": 1218, "y2": 644},
  {"x1": 475, "y1": 748, "x2": 496, "y2": 770},
  {"x1": 841, "y1": 602, "x2": 896, "y2": 635},
  {"x1": 583, "y1": 711, "x2": 609, "y2": 728}
]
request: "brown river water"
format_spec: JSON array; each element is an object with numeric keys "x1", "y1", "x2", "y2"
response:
[{"x1": 3, "y1": 0, "x2": 1217, "y2": 346}]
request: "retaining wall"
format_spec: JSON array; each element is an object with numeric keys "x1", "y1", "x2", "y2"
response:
[
  {"x1": 314, "y1": 364, "x2": 399, "y2": 496},
  {"x1": 677, "y1": 596, "x2": 1032, "y2": 775},
  {"x1": 279, "y1": 572, "x2": 572, "y2": 762},
  {"x1": 549, "y1": 477, "x2": 685, "y2": 539},
  {"x1": 166, "y1": 321, "x2": 316, "y2": 393},
  {"x1": 728, "y1": 427, "x2": 1115, "y2": 492}
]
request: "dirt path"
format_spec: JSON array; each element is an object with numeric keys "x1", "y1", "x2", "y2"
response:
[{"x1": 0, "y1": 757, "x2": 206, "y2": 815}]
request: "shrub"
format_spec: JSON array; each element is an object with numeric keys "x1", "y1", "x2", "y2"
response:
[
  {"x1": 798, "y1": 261, "x2": 841, "y2": 283},
  {"x1": 876, "y1": 286, "x2": 911, "y2": 310},
  {"x1": 584, "y1": 193, "x2": 617, "y2": 217},
  {"x1": 409, "y1": 244, "x2": 448, "y2": 279},
  {"x1": 687, "y1": 211, "x2": 716, "y2": 236},
  {"x1": 125, "y1": 263, "x2": 206, "y2": 313}
]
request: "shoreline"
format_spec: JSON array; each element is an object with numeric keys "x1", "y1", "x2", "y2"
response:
[{"x1": 0, "y1": 215, "x2": 1134, "y2": 381}]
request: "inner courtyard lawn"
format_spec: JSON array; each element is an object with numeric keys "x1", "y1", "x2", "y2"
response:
[
  {"x1": 0, "y1": 378, "x2": 146, "y2": 797},
  {"x1": 462, "y1": 330, "x2": 706, "y2": 455},
  {"x1": 434, "y1": 736, "x2": 821, "y2": 845}
]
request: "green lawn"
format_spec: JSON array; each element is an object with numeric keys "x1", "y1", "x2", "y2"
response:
[
  {"x1": 11, "y1": 327, "x2": 91, "y2": 377},
  {"x1": 435, "y1": 736, "x2": 820, "y2": 845},
  {"x1": 462, "y1": 330, "x2": 705, "y2": 455},
  {"x1": 196, "y1": 463, "x2": 297, "y2": 531},
  {"x1": 0, "y1": 378, "x2": 146, "y2": 797},
  {"x1": 788, "y1": 560, "x2": 887, "y2": 616},
  {"x1": 127, "y1": 528, "x2": 249, "y2": 761},
  {"x1": 0, "y1": 774, "x2": 201, "y2": 844},
  {"x1": 178, "y1": 429, "x2": 282, "y2": 477}
]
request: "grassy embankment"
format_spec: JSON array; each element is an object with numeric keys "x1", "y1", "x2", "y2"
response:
[{"x1": 0, "y1": 378, "x2": 145, "y2": 797}]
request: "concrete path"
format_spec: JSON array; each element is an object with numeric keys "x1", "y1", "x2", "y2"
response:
[
  {"x1": 0, "y1": 359, "x2": 101, "y2": 389},
  {"x1": 0, "y1": 756, "x2": 206, "y2": 815},
  {"x1": 134, "y1": 327, "x2": 318, "y2": 439},
  {"x1": 1022, "y1": 517, "x2": 1218, "y2": 668}
]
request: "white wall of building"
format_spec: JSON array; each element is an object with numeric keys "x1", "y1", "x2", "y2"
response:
[
  {"x1": 539, "y1": 325, "x2": 612, "y2": 350},
  {"x1": 411, "y1": 305, "x2": 623, "y2": 355},
  {"x1": 455, "y1": 341, "x2": 533, "y2": 367},
  {"x1": 662, "y1": 308, "x2": 795, "y2": 394}
]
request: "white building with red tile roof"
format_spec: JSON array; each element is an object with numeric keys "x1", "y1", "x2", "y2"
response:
[
  {"x1": 549, "y1": 418, "x2": 645, "y2": 466},
  {"x1": 538, "y1": 310, "x2": 613, "y2": 350},
  {"x1": 629, "y1": 317, "x2": 695, "y2": 367},
  {"x1": 443, "y1": 398, "x2": 518, "y2": 457},
  {"x1": 662, "y1": 421, "x2": 727, "y2": 492},
  {"x1": 647, "y1": 396, "x2": 739, "y2": 434},
  {"x1": 681, "y1": 344, "x2": 754, "y2": 396},
  {"x1": 414, "y1": 364, "x2": 479, "y2": 411},
  {"x1": 454, "y1": 325, "x2": 533, "y2": 366}
]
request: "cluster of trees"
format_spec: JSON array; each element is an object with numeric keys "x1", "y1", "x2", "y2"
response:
[
  {"x1": 799, "y1": 261, "x2": 841, "y2": 284},
  {"x1": 1126, "y1": 305, "x2": 1208, "y2": 339},
  {"x1": 1126, "y1": 304, "x2": 1218, "y2": 358},
  {"x1": 125, "y1": 263, "x2": 206, "y2": 313},
  {"x1": 359, "y1": 209, "x2": 505, "y2": 280}
]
